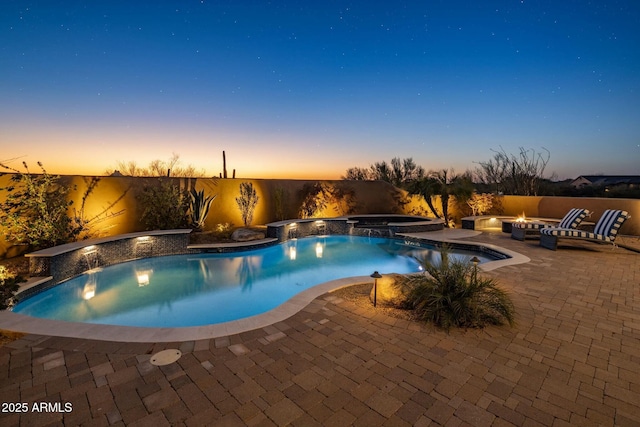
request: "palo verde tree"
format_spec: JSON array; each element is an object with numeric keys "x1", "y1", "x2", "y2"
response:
[
  {"x1": 475, "y1": 147, "x2": 551, "y2": 196},
  {"x1": 342, "y1": 157, "x2": 425, "y2": 187},
  {"x1": 110, "y1": 153, "x2": 206, "y2": 177}
]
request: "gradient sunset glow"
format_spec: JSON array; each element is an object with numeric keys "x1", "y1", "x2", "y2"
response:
[{"x1": 2, "y1": 1, "x2": 639, "y2": 179}]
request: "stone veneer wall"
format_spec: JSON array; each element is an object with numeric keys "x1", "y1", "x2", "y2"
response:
[
  {"x1": 23, "y1": 232, "x2": 191, "y2": 301},
  {"x1": 266, "y1": 217, "x2": 443, "y2": 242}
]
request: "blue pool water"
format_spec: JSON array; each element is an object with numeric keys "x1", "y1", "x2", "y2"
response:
[{"x1": 13, "y1": 236, "x2": 496, "y2": 327}]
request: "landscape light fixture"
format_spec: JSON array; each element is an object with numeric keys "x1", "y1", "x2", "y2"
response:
[
  {"x1": 470, "y1": 256, "x2": 480, "y2": 281},
  {"x1": 370, "y1": 271, "x2": 382, "y2": 307}
]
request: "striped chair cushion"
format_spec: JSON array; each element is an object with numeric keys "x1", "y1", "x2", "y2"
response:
[
  {"x1": 593, "y1": 210, "x2": 629, "y2": 238},
  {"x1": 558, "y1": 208, "x2": 590, "y2": 229},
  {"x1": 540, "y1": 209, "x2": 630, "y2": 242},
  {"x1": 540, "y1": 228, "x2": 614, "y2": 242}
]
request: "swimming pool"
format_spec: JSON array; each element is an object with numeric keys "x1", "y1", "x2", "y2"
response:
[{"x1": 12, "y1": 235, "x2": 497, "y2": 328}]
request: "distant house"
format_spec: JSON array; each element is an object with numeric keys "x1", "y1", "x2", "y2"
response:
[{"x1": 571, "y1": 175, "x2": 640, "y2": 189}]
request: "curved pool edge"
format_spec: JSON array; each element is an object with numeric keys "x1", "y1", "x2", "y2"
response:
[
  {"x1": 0, "y1": 275, "x2": 372, "y2": 343},
  {"x1": 0, "y1": 231, "x2": 530, "y2": 342}
]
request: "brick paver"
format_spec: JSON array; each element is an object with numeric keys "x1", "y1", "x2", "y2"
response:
[{"x1": 1, "y1": 231, "x2": 639, "y2": 426}]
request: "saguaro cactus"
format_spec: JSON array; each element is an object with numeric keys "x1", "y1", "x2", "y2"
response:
[{"x1": 223, "y1": 151, "x2": 228, "y2": 178}]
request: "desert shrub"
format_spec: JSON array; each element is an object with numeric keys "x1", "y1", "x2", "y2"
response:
[
  {"x1": 467, "y1": 193, "x2": 494, "y2": 216},
  {"x1": 273, "y1": 186, "x2": 288, "y2": 221},
  {"x1": 0, "y1": 163, "x2": 122, "y2": 249},
  {"x1": 0, "y1": 265, "x2": 24, "y2": 310},
  {"x1": 137, "y1": 179, "x2": 189, "y2": 230},
  {"x1": 298, "y1": 183, "x2": 329, "y2": 219},
  {"x1": 298, "y1": 182, "x2": 357, "y2": 219},
  {"x1": 474, "y1": 147, "x2": 551, "y2": 196},
  {"x1": 331, "y1": 183, "x2": 357, "y2": 216},
  {"x1": 236, "y1": 182, "x2": 259, "y2": 226},
  {"x1": 1, "y1": 162, "x2": 77, "y2": 249},
  {"x1": 395, "y1": 248, "x2": 515, "y2": 331},
  {"x1": 213, "y1": 223, "x2": 234, "y2": 239}
]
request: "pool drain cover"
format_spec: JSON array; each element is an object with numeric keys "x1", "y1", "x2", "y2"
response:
[{"x1": 150, "y1": 349, "x2": 182, "y2": 366}]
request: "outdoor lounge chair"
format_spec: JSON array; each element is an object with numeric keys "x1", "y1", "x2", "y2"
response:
[
  {"x1": 511, "y1": 208, "x2": 590, "y2": 241},
  {"x1": 539, "y1": 209, "x2": 630, "y2": 250}
]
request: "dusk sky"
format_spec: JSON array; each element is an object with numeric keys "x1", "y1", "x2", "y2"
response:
[{"x1": 1, "y1": 1, "x2": 639, "y2": 180}]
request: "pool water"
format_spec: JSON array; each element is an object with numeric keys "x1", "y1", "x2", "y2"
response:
[{"x1": 13, "y1": 236, "x2": 496, "y2": 327}]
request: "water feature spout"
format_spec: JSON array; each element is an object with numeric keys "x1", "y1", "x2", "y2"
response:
[
  {"x1": 135, "y1": 238, "x2": 153, "y2": 258},
  {"x1": 83, "y1": 249, "x2": 99, "y2": 271}
]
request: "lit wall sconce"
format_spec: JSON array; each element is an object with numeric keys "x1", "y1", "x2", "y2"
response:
[
  {"x1": 84, "y1": 245, "x2": 96, "y2": 252},
  {"x1": 137, "y1": 236, "x2": 151, "y2": 241}
]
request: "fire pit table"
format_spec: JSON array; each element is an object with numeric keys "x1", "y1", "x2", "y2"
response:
[
  {"x1": 509, "y1": 220, "x2": 552, "y2": 240},
  {"x1": 501, "y1": 218, "x2": 534, "y2": 234}
]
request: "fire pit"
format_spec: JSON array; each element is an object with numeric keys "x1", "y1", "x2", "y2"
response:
[
  {"x1": 501, "y1": 212, "x2": 529, "y2": 233},
  {"x1": 509, "y1": 212, "x2": 555, "y2": 240}
]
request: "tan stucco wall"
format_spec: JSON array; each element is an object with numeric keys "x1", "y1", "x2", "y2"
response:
[
  {"x1": 189, "y1": 178, "x2": 423, "y2": 228},
  {"x1": 1, "y1": 173, "x2": 637, "y2": 259},
  {"x1": 0, "y1": 175, "x2": 431, "y2": 258}
]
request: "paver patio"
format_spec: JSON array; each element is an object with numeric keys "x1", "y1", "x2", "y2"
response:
[{"x1": 1, "y1": 231, "x2": 639, "y2": 426}]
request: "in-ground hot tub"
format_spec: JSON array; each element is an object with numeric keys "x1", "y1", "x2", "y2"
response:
[
  {"x1": 347, "y1": 214, "x2": 443, "y2": 236},
  {"x1": 267, "y1": 214, "x2": 444, "y2": 241},
  {"x1": 349, "y1": 214, "x2": 433, "y2": 226}
]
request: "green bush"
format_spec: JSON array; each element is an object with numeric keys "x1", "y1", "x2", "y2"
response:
[
  {"x1": 0, "y1": 162, "x2": 76, "y2": 250},
  {"x1": 137, "y1": 179, "x2": 189, "y2": 230},
  {"x1": 0, "y1": 266, "x2": 24, "y2": 310},
  {"x1": 395, "y1": 249, "x2": 515, "y2": 331},
  {"x1": 297, "y1": 182, "x2": 356, "y2": 219},
  {"x1": 0, "y1": 163, "x2": 117, "y2": 250}
]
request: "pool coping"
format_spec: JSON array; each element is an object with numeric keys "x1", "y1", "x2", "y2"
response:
[
  {"x1": 0, "y1": 275, "x2": 372, "y2": 343},
  {"x1": 0, "y1": 229, "x2": 530, "y2": 342},
  {"x1": 24, "y1": 229, "x2": 193, "y2": 257}
]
